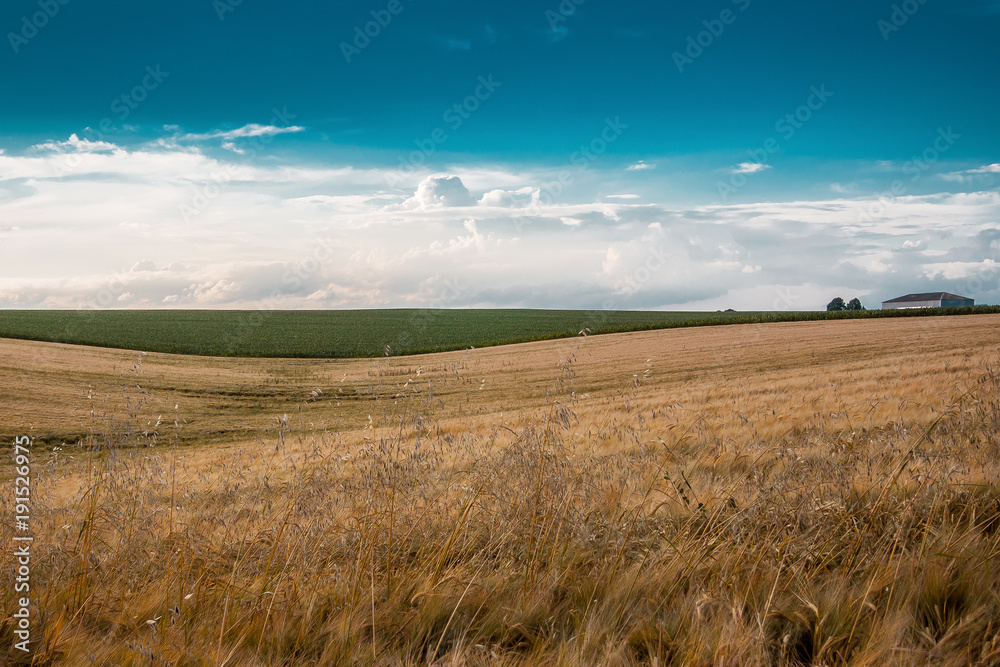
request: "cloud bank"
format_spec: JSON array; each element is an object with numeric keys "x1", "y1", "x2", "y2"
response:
[{"x1": 1, "y1": 133, "x2": 998, "y2": 311}]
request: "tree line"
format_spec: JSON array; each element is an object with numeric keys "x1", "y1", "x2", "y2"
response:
[{"x1": 826, "y1": 297, "x2": 864, "y2": 311}]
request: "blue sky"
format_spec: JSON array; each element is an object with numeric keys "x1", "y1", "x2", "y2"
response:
[{"x1": 1, "y1": 0, "x2": 998, "y2": 310}]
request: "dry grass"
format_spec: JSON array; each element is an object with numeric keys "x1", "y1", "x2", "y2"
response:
[{"x1": 3, "y1": 314, "x2": 1000, "y2": 665}]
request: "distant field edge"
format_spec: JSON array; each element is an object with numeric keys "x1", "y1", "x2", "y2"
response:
[{"x1": 0, "y1": 306, "x2": 997, "y2": 359}]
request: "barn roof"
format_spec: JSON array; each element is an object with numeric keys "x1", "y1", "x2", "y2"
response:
[{"x1": 882, "y1": 292, "x2": 972, "y2": 303}]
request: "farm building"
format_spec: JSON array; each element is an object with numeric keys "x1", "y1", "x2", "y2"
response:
[{"x1": 881, "y1": 292, "x2": 974, "y2": 310}]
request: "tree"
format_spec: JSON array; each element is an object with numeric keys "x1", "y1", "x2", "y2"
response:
[
  {"x1": 846, "y1": 298, "x2": 864, "y2": 311},
  {"x1": 826, "y1": 297, "x2": 846, "y2": 311}
]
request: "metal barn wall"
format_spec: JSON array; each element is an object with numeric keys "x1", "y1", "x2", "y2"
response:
[{"x1": 882, "y1": 300, "x2": 940, "y2": 309}]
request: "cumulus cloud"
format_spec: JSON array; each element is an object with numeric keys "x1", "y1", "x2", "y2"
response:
[
  {"x1": 731, "y1": 162, "x2": 771, "y2": 174},
  {"x1": 186, "y1": 279, "x2": 242, "y2": 303},
  {"x1": 403, "y1": 175, "x2": 476, "y2": 209},
  {"x1": 478, "y1": 186, "x2": 537, "y2": 208}
]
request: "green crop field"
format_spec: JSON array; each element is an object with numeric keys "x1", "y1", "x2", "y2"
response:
[{"x1": 0, "y1": 306, "x2": 997, "y2": 358}]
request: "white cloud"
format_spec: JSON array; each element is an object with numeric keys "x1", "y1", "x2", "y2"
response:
[
  {"x1": 731, "y1": 162, "x2": 771, "y2": 174},
  {"x1": 941, "y1": 163, "x2": 1000, "y2": 182},
  {"x1": 452, "y1": 219, "x2": 487, "y2": 252},
  {"x1": 830, "y1": 182, "x2": 858, "y2": 194},
  {"x1": 923, "y1": 258, "x2": 999, "y2": 280},
  {"x1": 186, "y1": 279, "x2": 242, "y2": 303},
  {"x1": 179, "y1": 123, "x2": 305, "y2": 143},
  {"x1": 2, "y1": 137, "x2": 1000, "y2": 310},
  {"x1": 478, "y1": 186, "x2": 537, "y2": 208},
  {"x1": 402, "y1": 175, "x2": 476, "y2": 209},
  {"x1": 626, "y1": 160, "x2": 656, "y2": 171},
  {"x1": 31, "y1": 134, "x2": 121, "y2": 154}
]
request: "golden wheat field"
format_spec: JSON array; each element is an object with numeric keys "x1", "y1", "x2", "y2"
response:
[{"x1": 3, "y1": 314, "x2": 1000, "y2": 665}]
